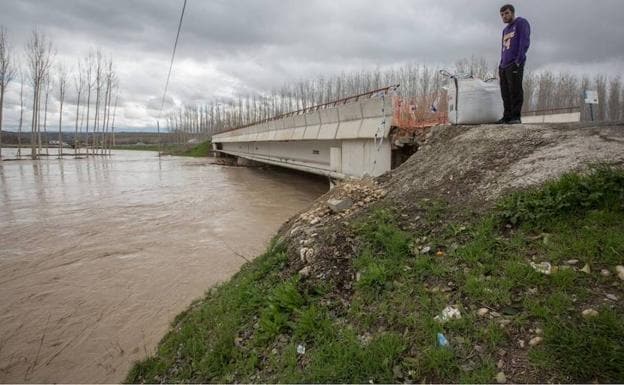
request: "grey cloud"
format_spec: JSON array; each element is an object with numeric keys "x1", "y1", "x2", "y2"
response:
[{"x1": 0, "y1": 0, "x2": 622, "y2": 131}]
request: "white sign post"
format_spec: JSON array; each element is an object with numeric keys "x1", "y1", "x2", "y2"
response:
[{"x1": 584, "y1": 90, "x2": 599, "y2": 121}]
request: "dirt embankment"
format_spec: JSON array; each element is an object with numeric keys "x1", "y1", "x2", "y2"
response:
[{"x1": 280, "y1": 122, "x2": 624, "y2": 293}]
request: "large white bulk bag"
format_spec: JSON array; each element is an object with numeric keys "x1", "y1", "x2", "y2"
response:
[{"x1": 445, "y1": 75, "x2": 503, "y2": 125}]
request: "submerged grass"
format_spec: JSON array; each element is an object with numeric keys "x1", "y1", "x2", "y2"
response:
[{"x1": 126, "y1": 166, "x2": 624, "y2": 383}]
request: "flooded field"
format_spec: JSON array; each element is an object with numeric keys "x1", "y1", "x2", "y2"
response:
[{"x1": 0, "y1": 149, "x2": 327, "y2": 383}]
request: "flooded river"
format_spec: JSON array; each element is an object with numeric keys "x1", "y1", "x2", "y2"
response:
[{"x1": 0, "y1": 149, "x2": 327, "y2": 383}]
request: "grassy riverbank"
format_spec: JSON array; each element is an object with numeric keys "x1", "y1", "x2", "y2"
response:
[
  {"x1": 113, "y1": 140, "x2": 213, "y2": 157},
  {"x1": 126, "y1": 166, "x2": 624, "y2": 383}
]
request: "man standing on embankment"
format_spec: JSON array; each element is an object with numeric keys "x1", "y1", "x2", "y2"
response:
[{"x1": 498, "y1": 4, "x2": 531, "y2": 124}]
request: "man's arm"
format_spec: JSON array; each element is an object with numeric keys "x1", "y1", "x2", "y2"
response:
[{"x1": 515, "y1": 19, "x2": 531, "y2": 65}]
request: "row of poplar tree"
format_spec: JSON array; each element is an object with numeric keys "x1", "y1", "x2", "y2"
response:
[
  {"x1": 0, "y1": 27, "x2": 120, "y2": 159},
  {"x1": 166, "y1": 56, "x2": 622, "y2": 139}
]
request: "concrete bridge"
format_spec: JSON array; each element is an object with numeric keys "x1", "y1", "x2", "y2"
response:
[{"x1": 211, "y1": 87, "x2": 434, "y2": 179}]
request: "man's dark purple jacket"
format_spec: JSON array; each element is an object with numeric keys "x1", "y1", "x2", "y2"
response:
[{"x1": 500, "y1": 17, "x2": 531, "y2": 68}]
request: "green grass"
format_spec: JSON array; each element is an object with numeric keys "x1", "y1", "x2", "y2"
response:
[
  {"x1": 126, "y1": 166, "x2": 624, "y2": 383},
  {"x1": 167, "y1": 140, "x2": 213, "y2": 157},
  {"x1": 114, "y1": 141, "x2": 213, "y2": 156}
]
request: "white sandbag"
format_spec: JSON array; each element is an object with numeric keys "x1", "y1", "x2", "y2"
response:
[{"x1": 446, "y1": 77, "x2": 503, "y2": 125}]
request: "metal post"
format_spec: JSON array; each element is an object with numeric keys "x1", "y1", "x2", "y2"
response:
[{"x1": 589, "y1": 104, "x2": 594, "y2": 122}]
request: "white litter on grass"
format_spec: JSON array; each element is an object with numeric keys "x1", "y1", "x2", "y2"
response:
[
  {"x1": 530, "y1": 261, "x2": 552, "y2": 275},
  {"x1": 434, "y1": 305, "x2": 462, "y2": 323},
  {"x1": 296, "y1": 343, "x2": 306, "y2": 355}
]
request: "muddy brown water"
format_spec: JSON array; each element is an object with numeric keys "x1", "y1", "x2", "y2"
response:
[{"x1": 0, "y1": 149, "x2": 327, "y2": 383}]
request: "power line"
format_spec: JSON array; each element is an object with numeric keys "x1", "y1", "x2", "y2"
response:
[{"x1": 159, "y1": 0, "x2": 187, "y2": 118}]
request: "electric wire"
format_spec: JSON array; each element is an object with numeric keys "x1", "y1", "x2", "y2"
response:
[{"x1": 159, "y1": 0, "x2": 187, "y2": 119}]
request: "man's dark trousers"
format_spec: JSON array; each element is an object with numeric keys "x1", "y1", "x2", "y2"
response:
[{"x1": 499, "y1": 63, "x2": 524, "y2": 121}]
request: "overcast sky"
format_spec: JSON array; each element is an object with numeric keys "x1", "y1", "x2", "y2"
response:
[{"x1": 1, "y1": 0, "x2": 623, "y2": 131}]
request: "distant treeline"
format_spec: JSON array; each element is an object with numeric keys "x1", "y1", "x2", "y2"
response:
[{"x1": 167, "y1": 56, "x2": 622, "y2": 136}]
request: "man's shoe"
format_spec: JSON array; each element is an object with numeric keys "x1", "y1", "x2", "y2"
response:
[
  {"x1": 508, "y1": 118, "x2": 522, "y2": 124},
  {"x1": 495, "y1": 118, "x2": 509, "y2": 124}
]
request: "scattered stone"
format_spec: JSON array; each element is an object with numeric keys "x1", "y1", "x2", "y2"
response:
[
  {"x1": 421, "y1": 246, "x2": 432, "y2": 254},
  {"x1": 497, "y1": 359, "x2": 504, "y2": 369},
  {"x1": 299, "y1": 266, "x2": 312, "y2": 278},
  {"x1": 518, "y1": 339, "x2": 525, "y2": 348},
  {"x1": 530, "y1": 261, "x2": 552, "y2": 275},
  {"x1": 234, "y1": 337, "x2": 243, "y2": 347},
  {"x1": 535, "y1": 328, "x2": 544, "y2": 335},
  {"x1": 616, "y1": 265, "x2": 624, "y2": 281},
  {"x1": 327, "y1": 198, "x2": 359, "y2": 213},
  {"x1": 582, "y1": 308, "x2": 599, "y2": 318},
  {"x1": 309, "y1": 217, "x2": 320, "y2": 225},
  {"x1": 529, "y1": 336, "x2": 543, "y2": 347},
  {"x1": 566, "y1": 259, "x2": 579, "y2": 265},
  {"x1": 498, "y1": 319, "x2": 512, "y2": 327},
  {"x1": 477, "y1": 308, "x2": 490, "y2": 317},
  {"x1": 296, "y1": 343, "x2": 306, "y2": 355},
  {"x1": 434, "y1": 305, "x2": 462, "y2": 323},
  {"x1": 496, "y1": 371, "x2": 507, "y2": 384},
  {"x1": 299, "y1": 247, "x2": 309, "y2": 262},
  {"x1": 601, "y1": 269, "x2": 611, "y2": 277},
  {"x1": 580, "y1": 263, "x2": 591, "y2": 274},
  {"x1": 606, "y1": 293, "x2": 618, "y2": 301},
  {"x1": 490, "y1": 311, "x2": 502, "y2": 318}
]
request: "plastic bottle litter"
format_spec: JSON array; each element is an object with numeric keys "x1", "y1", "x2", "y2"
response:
[{"x1": 437, "y1": 333, "x2": 449, "y2": 347}]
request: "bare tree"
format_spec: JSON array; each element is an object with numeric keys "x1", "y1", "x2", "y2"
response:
[
  {"x1": 595, "y1": 75, "x2": 607, "y2": 121},
  {"x1": 73, "y1": 60, "x2": 84, "y2": 157},
  {"x1": 607, "y1": 76, "x2": 621, "y2": 121},
  {"x1": 0, "y1": 26, "x2": 16, "y2": 159},
  {"x1": 93, "y1": 50, "x2": 103, "y2": 154},
  {"x1": 17, "y1": 71, "x2": 25, "y2": 158},
  {"x1": 56, "y1": 63, "x2": 67, "y2": 158},
  {"x1": 26, "y1": 29, "x2": 54, "y2": 159},
  {"x1": 42, "y1": 74, "x2": 51, "y2": 156},
  {"x1": 84, "y1": 52, "x2": 93, "y2": 155}
]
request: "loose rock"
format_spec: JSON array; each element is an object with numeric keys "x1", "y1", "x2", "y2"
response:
[
  {"x1": 606, "y1": 293, "x2": 618, "y2": 301},
  {"x1": 496, "y1": 371, "x2": 507, "y2": 384},
  {"x1": 529, "y1": 336, "x2": 543, "y2": 346},
  {"x1": 601, "y1": 269, "x2": 611, "y2": 277},
  {"x1": 566, "y1": 259, "x2": 579, "y2": 265},
  {"x1": 299, "y1": 266, "x2": 312, "y2": 278},
  {"x1": 616, "y1": 265, "x2": 624, "y2": 281},
  {"x1": 582, "y1": 308, "x2": 599, "y2": 318},
  {"x1": 477, "y1": 308, "x2": 489, "y2": 317}
]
